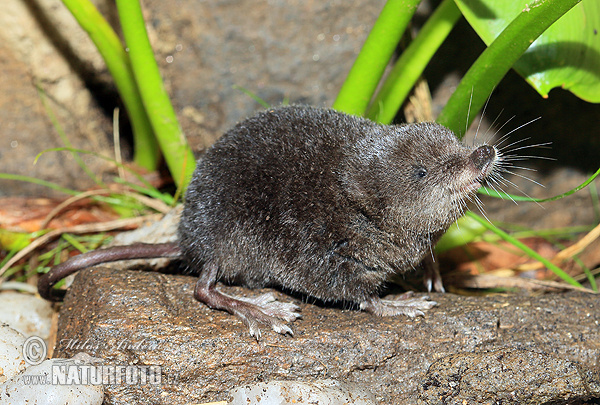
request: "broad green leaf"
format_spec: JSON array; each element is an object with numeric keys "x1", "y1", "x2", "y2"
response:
[
  {"x1": 455, "y1": 0, "x2": 600, "y2": 102},
  {"x1": 435, "y1": 215, "x2": 488, "y2": 253},
  {"x1": 0, "y1": 229, "x2": 34, "y2": 251}
]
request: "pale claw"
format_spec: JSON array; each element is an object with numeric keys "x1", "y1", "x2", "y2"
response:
[{"x1": 422, "y1": 255, "x2": 446, "y2": 293}]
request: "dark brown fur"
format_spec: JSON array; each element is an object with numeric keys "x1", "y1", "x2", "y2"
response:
[{"x1": 39, "y1": 106, "x2": 497, "y2": 338}]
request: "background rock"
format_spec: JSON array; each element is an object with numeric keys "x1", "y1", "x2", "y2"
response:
[
  {"x1": 0, "y1": 0, "x2": 115, "y2": 197},
  {"x1": 0, "y1": 0, "x2": 386, "y2": 196},
  {"x1": 54, "y1": 268, "x2": 600, "y2": 404}
]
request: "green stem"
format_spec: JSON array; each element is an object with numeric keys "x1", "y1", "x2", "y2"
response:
[
  {"x1": 115, "y1": 0, "x2": 196, "y2": 189},
  {"x1": 437, "y1": 0, "x2": 582, "y2": 136},
  {"x1": 332, "y1": 0, "x2": 422, "y2": 116},
  {"x1": 61, "y1": 0, "x2": 159, "y2": 170},
  {"x1": 367, "y1": 0, "x2": 461, "y2": 123},
  {"x1": 465, "y1": 211, "x2": 584, "y2": 288}
]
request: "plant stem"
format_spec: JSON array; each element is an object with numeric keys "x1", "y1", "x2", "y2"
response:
[
  {"x1": 115, "y1": 0, "x2": 196, "y2": 189},
  {"x1": 60, "y1": 0, "x2": 159, "y2": 170},
  {"x1": 367, "y1": 0, "x2": 461, "y2": 123},
  {"x1": 437, "y1": 0, "x2": 582, "y2": 136},
  {"x1": 465, "y1": 211, "x2": 584, "y2": 288},
  {"x1": 332, "y1": 0, "x2": 421, "y2": 116}
]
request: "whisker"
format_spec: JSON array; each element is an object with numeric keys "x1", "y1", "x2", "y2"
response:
[
  {"x1": 502, "y1": 142, "x2": 552, "y2": 154},
  {"x1": 491, "y1": 115, "x2": 516, "y2": 142},
  {"x1": 486, "y1": 109, "x2": 505, "y2": 134},
  {"x1": 497, "y1": 137, "x2": 532, "y2": 152},
  {"x1": 473, "y1": 91, "x2": 494, "y2": 145},
  {"x1": 490, "y1": 171, "x2": 520, "y2": 189},
  {"x1": 501, "y1": 168, "x2": 546, "y2": 188},
  {"x1": 500, "y1": 155, "x2": 556, "y2": 161},
  {"x1": 480, "y1": 109, "x2": 506, "y2": 145},
  {"x1": 505, "y1": 165, "x2": 537, "y2": 172},
  {"x1": 465, "y1": 88, "x2": 473, "y2": 138},
  {"x1": 488, "y1": 181, "x2": 518, "y2": 205},
  {"x1": 502, "y1": 116, "x2": 542, "y2": 138},
  {"x1": 491, "y1": 171, "x2": 545, "y2": 208},
  {"x1": 472, "y1": 197, "x2": 492, "y2": 223}
]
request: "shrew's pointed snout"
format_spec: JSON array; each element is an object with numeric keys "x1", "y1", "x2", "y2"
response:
[{"x1": 469, "y1": 145, "x2": 496, "y2": 172}]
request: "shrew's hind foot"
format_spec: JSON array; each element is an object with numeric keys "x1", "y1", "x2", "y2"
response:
[
  {"x1": 360, "y1": 292, "x2": 437, "y2": 317},
  {"x1": 194, "y1": 263, "x2": 301, "y2": 339},
  {"x1": 236, "y1": 292, "x2": 302, "y2": 337}
]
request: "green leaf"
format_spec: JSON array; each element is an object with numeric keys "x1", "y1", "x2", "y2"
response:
[
  {"x1": 0, "y1": 230, "x2": 35, "y2": 252},
  {"x1": 437, "y1": 0, "x2": 582, "y2": 134},
  {"x1": 366, "y1": 0, "x2": 462, "y2": 124},
  {"x1": 332, "y1": 0, "x2": 421, "y2": 116},
  {"x1": 455, "y1": 0, "x2": 600, "y2": 102},
  {"x1": 436, "y1": 215, "x2": 488, "y2": 253},
  {"x1": 60, "y1": 0, "x2": 160, "y2": 170}
]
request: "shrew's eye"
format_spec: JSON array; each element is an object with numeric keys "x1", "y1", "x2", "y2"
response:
[{"x1": 414, "y1": 166, "x2": 427, "y2": 179}]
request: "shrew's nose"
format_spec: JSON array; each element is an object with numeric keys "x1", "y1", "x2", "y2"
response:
[{"x1": 470, "y1": 145, "x2": 496, "y2": 171}]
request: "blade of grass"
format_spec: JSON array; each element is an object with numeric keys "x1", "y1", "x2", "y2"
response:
[
  {"x1": 35, "y1": 147, "x2": 176, "y2": 209},
  {"x1": 332, "y1": 0, "x2": 422, "y2": 116},
  {"x1": 115, "y1": 0, "x2": 196, "y2": 189},
  {"x1": 0, "y1": 173, "x2": 80, "y2": 196},
  {"x1": 366, "y1": 0, "x2": 462, "y2": 123},
  {"x1": 61, "y1": 233, "x2": 89, "y2": 254},
  {"x1": 465, "y1": 211, "x2": 584, "y2": 288},
  {"x1": 590, "y1": 180, "x2": 600, "y2": 222},
  {"x1": 60, "y1": 0, "x2": 159, "y2": 170},
  {"x1": 37, "y1": 86, "x2": 104, "y2": 186},
  {"x1": 35, "y1": 147, "x2": 162, "y2": 196},
  {"x1": 113, "y1": 178, "x2": 175, "y2": 206},
  {"x1": 437, "y1": 0, "x2": 582, "y2": 136},
  {"x1": 232, "y1": 85, "x2": 270, "y2": 109},
  {"x1": 0, "y1": 214, "x2": 163, "y2": 278}
]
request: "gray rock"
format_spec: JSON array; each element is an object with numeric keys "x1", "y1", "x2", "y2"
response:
[
  {"x1": 143, "y1": 0, "x2": 387, "y2": 150},
  {"x1": 0, "y1": 0, "x2": 115, "y2": 197},
  {"x1": 420, "y1": 349, "x2": 600, "y2": 405},
  {"x1": 0, "y1": 0, "x2": 385, "y2": 195},
  {"x1": 53, "y1": 268, "x2": 600, "y2": 404}
]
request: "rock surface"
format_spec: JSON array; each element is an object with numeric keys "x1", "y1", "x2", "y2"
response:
[
  {"x1": 54, "y1": 268, "x2": 600, "y2": 404},
  {"x1": 420, "y1": 349, "x2": 600, "y2": 405}
]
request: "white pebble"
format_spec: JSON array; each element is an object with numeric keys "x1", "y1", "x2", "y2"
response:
[
  {"x1": 0, "y1": 357, "x2": 104, "y2": 405},
  {"x1": 0, "y1": 324, "x2": 27, "y2": 383},
  {"x1": 0, "y1": 323, "x2": 104, "y2": 405},
  {"x1": 229, "y1": 379, "x2": 376, "y2": 405},
  {"x1": 0, "y1": 292, "x2": 53, "y2": 339}
]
